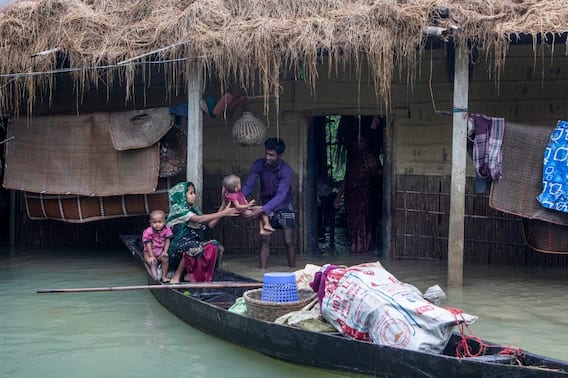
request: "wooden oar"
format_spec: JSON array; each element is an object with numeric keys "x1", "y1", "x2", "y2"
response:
[{"x1": 37, "y1": 281, "x2": 263, "y2": 293}]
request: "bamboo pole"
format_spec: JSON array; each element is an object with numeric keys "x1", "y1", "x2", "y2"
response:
[
  {"x1": 187, "y1": 62, "x2": 203, "y2": 205},
  {"x1": 383, "y1": 118, "x2": 393, "y2": 259},
  {"x1": 116, "y1": 42, "x2": 186, "y2": 65},
  {"x1": 301, "y1": 297, "x2": 319, "y2": 311},
  {"x1": 37, "y1": 281, "x2": 263, "y2": 294},
  {"x1": 447, "y1": 44, "x2": 469, "y2": 287},
  {"x1": 9, "y1": 190, "x2": 15, "y2": 247}
]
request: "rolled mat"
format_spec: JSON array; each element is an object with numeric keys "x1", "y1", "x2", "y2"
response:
[{"x1": 24, "y1": 190, "x2": 169, "y2": 223}]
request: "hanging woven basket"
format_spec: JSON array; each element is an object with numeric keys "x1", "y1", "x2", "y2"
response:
[
  {"x1": 158, "y1": 126, "x2": 187, "y2": 177},
  {"x1": 231, "y1": 112, "x2": 267, "y2": 146}
]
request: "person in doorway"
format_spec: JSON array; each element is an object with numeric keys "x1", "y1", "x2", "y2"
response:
[
  {"x1": 142, "y1": 209, "x2": 173, "y2": 282},
  {"x1": 241, "y1": 138, "x2": 296, "y2": 269},
  {"x1": 167, "y1": 181, "x2": 239, "y2": 283},
  {"x1": 334, "y1": 116, "x2": 383, "y2": 254},
  {"x1": 222, "y1": 174, "x2": 276, "y2": 235}
]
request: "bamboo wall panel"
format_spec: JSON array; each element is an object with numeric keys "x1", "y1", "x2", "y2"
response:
[{"x1": 394, "y1": 175, "x2": 568, "y2": 267}]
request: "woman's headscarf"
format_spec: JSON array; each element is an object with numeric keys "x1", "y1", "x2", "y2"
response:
[{"x1": 166, "y1": 182, "x2": 203, "y2": 227}]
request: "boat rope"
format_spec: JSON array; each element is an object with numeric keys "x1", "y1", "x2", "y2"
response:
[
  {"x1": 447, "y1": 307, "x2": 526, "y2": 360},
  {"x1": 448, "y1": 307, "x2": 485, "y2": 358}
]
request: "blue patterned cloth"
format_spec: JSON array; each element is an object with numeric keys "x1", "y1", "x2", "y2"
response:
[{"x1": 537, "y1": 120, "x2": 568, "y2": 213}]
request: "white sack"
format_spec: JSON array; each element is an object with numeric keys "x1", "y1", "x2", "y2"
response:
[{"x1": 320, "y1": 262, "x2": 477, "y2": 353}]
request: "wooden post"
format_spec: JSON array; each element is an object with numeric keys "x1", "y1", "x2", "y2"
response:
[
  {"x1": 447, "y1": 44, "x2": 469, "y2": 287},
  {"x1": 305, "y1": 119, "x2": 317, "y2": 255},
  {"x1": 382, "y1": 118, "x2": 393, "y2": 259},
  {"x1": 9, "y1": 189, "x2": 16, "y2": 247},
  {"x1": 187, "y1": 62, "x2": 203, "y2": 206}
]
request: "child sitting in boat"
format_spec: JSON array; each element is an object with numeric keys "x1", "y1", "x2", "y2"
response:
[
  {"x1": 142, "y1": 209, "x2": 173, "y2": 283},
  {"x1": 222, "y1": 174, "x2": 275, "y2": 235}
]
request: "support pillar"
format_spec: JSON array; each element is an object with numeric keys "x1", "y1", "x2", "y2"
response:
[{"x1": 448, "y1": 44, "x2": 469, "y2": 287}]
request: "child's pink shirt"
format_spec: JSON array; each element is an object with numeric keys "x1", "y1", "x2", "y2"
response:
[
  {"x1": 224, "y1": 191, "x2": 248, "y2": 206},
  {"x1": 142, "y1": 226, "x2": 173, "y2": 257}
]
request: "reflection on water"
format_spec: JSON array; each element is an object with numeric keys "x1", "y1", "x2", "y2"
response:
[{"x1": 1, "y1": 245, "x2": 567, "y2": 378}]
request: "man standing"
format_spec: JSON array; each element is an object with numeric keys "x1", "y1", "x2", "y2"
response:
[{"x1": 241, "y1": 138, "x2": 296, "y2": 269}]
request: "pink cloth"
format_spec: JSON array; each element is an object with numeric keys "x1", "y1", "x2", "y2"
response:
[
  {"x1": 182, "y1": 243, "x2": 219, "y2": 282},
  {"x1": 309, "y1": 265, "x2": 339, "y2": 312},
  {"x1": 142, "y1": 226, "x2": 173, "y2": 257},
  {"x1": 224, "y1": 190, "x2": 248, "y2": 205}
]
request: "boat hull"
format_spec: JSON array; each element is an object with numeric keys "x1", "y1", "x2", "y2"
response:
[{"x1": 121, "y1": 235, "x2": 568, "y2": 377}]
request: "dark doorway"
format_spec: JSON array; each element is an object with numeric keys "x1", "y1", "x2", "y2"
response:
[{"x1": 308, "y1": 115, "x2": 384, "y2": 255}]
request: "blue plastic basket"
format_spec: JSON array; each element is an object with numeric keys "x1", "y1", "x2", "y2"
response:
[{"x1": 261, "y1": 272, "x2": 299, "y2": 302}]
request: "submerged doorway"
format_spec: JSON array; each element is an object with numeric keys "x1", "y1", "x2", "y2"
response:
[{"x1": 308, "y1": 115, "x2": 384, "y2": 255}]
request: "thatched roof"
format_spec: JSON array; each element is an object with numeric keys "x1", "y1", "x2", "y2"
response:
[{"x1": 1, "y1": 0, "x2": 567, "y2": 114}]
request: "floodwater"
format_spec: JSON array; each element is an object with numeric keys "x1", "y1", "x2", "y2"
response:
[
  {"x1": 0, "y1": 245, "x2": 353, "y2": 378},
  {"x1": 1, "y1": 245, "x2": 567, "y2": 378}
]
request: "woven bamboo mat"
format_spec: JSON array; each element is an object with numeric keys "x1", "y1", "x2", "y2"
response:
[
  {"x1": 489, "y1": 122, "x2": 568, "y2": 254},
  {"x1": 489, "y1": 122, "x2": 568, "y2": 227},
  {"x1": 3, "y1": 113, "x2": 159, "y2": 196},
  {"x1": 24, "y1": 189, "x2": 169, "y2": 223}
]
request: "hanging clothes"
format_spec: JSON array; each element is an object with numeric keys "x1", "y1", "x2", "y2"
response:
[
  {"x1": 536, "y1": 120, "x2": 568, "y2": 213},
  {"x1": 468, "y1": 113, "x2": 506, "y2": 192}
]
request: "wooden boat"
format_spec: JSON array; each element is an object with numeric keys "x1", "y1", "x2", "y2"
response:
[{"x1": 121, "y1": 235, "x2": 568, "y2": 377}]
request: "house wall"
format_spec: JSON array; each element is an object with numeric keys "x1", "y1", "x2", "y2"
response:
[
  {"x1": 12, "y1": 71, "x2": 309, "y2": 256},
  {"x1": 282, "y1": 43, "x2": 568, "y2": 266},
  {"x1": 13, "y1": 72, "x2": 186, "y2": 247},
  {"x1": 389, "y1": 44, "x2": 568, "y2": 265},
  {"x1": 11, "y1": 43, "x2": 568, "y2": 267},
  {"x1": 200, "y1": 81, "x2": 306, "y2": 256}
]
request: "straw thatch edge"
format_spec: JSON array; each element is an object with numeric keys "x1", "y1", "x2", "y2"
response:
[{"x1": 1, "y1": 1, "x2": 567, "y2": 115}]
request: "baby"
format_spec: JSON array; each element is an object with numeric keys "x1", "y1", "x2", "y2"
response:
[
  {"x1": 142, "y1": 209, "x2": 173, "y2": 282},
  {"x1": 222, "y1": 174, "x2": 275, "y2": 235}
]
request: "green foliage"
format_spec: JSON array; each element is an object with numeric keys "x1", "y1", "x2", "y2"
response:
[{"x1": 325, "y1": 115, "x2": 346, "y2": 182}]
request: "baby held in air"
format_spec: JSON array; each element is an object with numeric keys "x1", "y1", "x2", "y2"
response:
[{"x1": 222, "y1": 174, "x2": 275, "y2": 235}]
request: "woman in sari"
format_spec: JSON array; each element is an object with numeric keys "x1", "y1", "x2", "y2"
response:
[
  {"x1": 167, "y1": 181, "x2": 238, "y2": 283},
  {"x1": 335, "y1": 116, "x2": 382, "y2": 253}
]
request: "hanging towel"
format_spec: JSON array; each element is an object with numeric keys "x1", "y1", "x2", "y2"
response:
[
  {"x1": 470, "y1": 113, "x2": 506, "y2": 181},
  {"x1": 536, "y1": 120, "x2": 568, "y2": 213}
]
